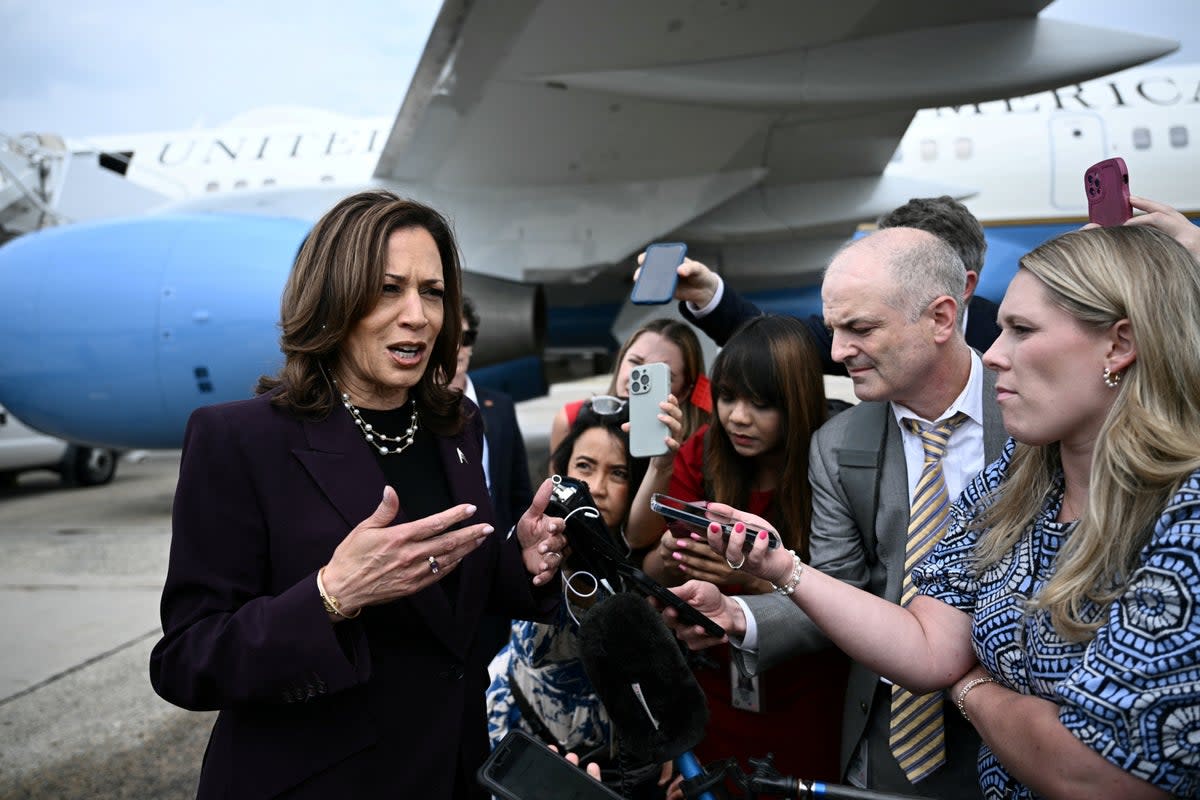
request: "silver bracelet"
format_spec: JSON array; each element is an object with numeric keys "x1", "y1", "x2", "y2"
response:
[
  {"x1": 955, "y1": 676, "x2": 995, "y2": 722},
  {"x1": 772, "y1": 550, "x2": 803, "y2": 595}
]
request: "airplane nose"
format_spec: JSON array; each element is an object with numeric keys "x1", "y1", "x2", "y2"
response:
[{"x1": 0, "y1": 214, "x2": 310, "y2": 447}]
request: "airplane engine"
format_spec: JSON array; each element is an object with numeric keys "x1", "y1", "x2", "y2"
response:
[
  {"x1": 462, "y1": 271, "x2": 546, "y2": 369},
  {"x1": 0, "y1": 214, "x2": 546, "y2": 449}
]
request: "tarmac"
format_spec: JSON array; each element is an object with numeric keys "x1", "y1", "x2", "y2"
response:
[{"x1": 0, "y1": 374, "x2": 855, "y2": 799}]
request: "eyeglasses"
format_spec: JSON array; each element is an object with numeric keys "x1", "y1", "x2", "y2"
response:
[
  {"x1": 587, "y1": 395, "x2": 627, "y2": 416},
  {"x1": 462, "y1": 328, "x2": 478, "y2": 347}
]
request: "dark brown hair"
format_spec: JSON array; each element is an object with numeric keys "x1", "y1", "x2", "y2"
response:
[
  {"x1": 256, "y1": 190, "x2": 465, "y2": 434},
  {"x1": 705, "y1": 315, "x2": 826, "y2": 560}
]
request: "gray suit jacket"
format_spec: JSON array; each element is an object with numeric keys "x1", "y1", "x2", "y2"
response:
[{"x1": 737, "y1": 364, "x2": 1006, "y2": 793}]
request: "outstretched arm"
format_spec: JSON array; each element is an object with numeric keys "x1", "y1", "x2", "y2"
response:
[{"x1": 706, "y1": 506, "x2": 975, "y2": 692}]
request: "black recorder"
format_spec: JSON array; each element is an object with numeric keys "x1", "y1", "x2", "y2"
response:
[{"x1": 545, "y1": 476, "x2": 725, "y2": 639}]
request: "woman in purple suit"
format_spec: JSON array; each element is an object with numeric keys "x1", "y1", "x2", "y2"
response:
[{"x1": 150, "y1": 191, "x2": 566, "y2": 799}]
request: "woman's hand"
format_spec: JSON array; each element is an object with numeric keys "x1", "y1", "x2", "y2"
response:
[
  {"x1": 650, "y1": 393, "x2": 685, "y2": 470},
  {"x1": 516, "y1": 478, "x2": 568, "y2": 586},
  {"x1": 1125, "y1": 195, "x2": 1200, "y2": 260},
  {"x1": 666, "y1": 527, "x2": 772, "y2": 591},
  {"x1": 321, "y1": 486, "x2": 496, "y2": 617},
  {"x1": 702, "y1": 503, "x2": 795, "y2": 588}
]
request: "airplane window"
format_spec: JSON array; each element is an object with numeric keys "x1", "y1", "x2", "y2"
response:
[
  {"x1": 1133, "y1": 127, "x2": 1151, "y2": 150},
  {"x1": 1170, "y1": 126, "x2": 1188, "y2": 148},
  {"x1": 206, "y1": 181, "x2": 220, "y2": 193},
  {"x1": 234, "y1": 180, "x2": 248, "y2": 190},
  {"x1": 955, "y1": 138, "x2": 972, "y2": 159},
  {"x1": 920, "y1": 139, "x2": 937, "y2": 161}
]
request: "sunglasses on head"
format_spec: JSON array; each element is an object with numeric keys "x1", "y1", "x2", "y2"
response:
[
  {"x1": 587, "y1": 395, "x2": 627, "y2": 416},
  {"x1": 462, "y1": 328, "x2": 479, "y2": 347}
]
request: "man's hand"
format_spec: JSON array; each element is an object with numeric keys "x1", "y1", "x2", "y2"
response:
[
  {"x1": 659, "y1": 580, "x2": 746, "y2": 650},
  {"x1": 635, "y1": 253, "x2": 721, "y2": 307}
]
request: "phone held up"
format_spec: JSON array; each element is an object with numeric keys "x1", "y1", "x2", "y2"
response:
[
  {"x1": 1085, "y1": 157, "x2": 1132, "y2": 227},
  {"x1": 630, "y1": 242, "x2": 687, "y2": 305},
  {"x1": 478, "y1": 729, "x2": 625, "y2": 800},
  {"x1": 627, "y1": 361, "x2": 670, "y2": 458},
  {"x1": 650, "y1": 493, "x2": 782, "y2": 555}
]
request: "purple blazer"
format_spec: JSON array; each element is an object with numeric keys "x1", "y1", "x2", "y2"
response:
[{"x1": 150, "y1": 391, "x2": 557, "y2": 799}]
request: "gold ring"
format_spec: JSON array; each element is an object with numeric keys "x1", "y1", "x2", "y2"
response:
[{"x1": 428, "y1": 556, "x2": 440, "y2": 575}]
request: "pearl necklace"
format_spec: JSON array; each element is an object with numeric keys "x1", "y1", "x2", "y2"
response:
[{"x1": 334, "y1": 380, "x2": 419, "y2": 456}]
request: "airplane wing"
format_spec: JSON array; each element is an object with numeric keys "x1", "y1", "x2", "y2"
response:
[{"x1": 371, "y1": 0, "x2": 1177, "y2": 289}]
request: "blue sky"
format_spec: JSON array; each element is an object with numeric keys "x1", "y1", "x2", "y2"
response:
[{"x1": 0, "y1": 0, "x2": 1194, "y2": 138}]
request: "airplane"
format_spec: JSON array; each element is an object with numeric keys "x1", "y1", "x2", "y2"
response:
[{"x1": 0, "y1": 0, "x2": 1189, "y2": 450}]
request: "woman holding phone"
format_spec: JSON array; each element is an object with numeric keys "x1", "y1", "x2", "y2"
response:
[
  {"x1": 633, "y1": 315, "x2": 849, "y2": 782},
  {"x1": 547, "y1": 318, "x2": 707, "y2": 460}
]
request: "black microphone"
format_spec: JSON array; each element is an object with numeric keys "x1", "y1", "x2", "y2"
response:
[
  {"x1": 578, "y1": 591, "x2": 718, "y2": 798},
  {"x1": 578, "y1": 591, "x2": 708, "y2": 763},
  {"x1": 580, "y1": 594, "x2": 925, "y2": 800}
]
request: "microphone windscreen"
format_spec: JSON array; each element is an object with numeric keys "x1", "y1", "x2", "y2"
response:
[{"x1": 578, "y1": 592, "x2": 709, "y2": 762}]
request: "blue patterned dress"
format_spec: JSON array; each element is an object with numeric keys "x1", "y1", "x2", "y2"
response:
[
  {"x1": 485, "y1": 599, "x2": 612, "y2": 756},
  {"x1": 914, "y1": 439, "x2": 1200, "y2": 798}
]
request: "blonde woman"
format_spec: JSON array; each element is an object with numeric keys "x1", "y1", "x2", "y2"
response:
[{"x1": 696, "y1": 226, "x2": 1200, "y2": 798}]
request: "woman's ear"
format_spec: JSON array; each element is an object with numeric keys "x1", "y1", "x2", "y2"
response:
[{"x1": 1106, "y1": 318, "x2": 1137, "y2": 373}]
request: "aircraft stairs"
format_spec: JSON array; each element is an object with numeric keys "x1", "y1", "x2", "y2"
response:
[{"x1": 0, "y1": 132, "x2": 70, "y2": 244}]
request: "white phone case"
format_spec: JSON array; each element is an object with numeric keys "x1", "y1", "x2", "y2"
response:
[{"x1": 627, "y1": 361, "x2": 670, "y2": 458}]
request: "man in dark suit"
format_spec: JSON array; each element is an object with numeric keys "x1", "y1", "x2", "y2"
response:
[
  {"x1": 668, "y1": 227, "x2": 1007, "y2": 798},
  {"x1": 453, "y1": 296, "x2": 534, "y2": 658},
  {"x1": 673, "y1": 195, "x2": 1001, "y2": 361}
]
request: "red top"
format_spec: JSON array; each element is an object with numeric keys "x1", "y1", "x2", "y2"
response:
[
  {"x1": 666, "y1": 426, "x2": 849, "y2": 781},
  {"x1": 563, "y1": 398, "x2": 587, "y2": 430}
]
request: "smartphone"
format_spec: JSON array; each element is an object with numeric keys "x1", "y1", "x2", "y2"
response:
[
  {"x1": 478, "y1": 730, "x2": 626, "y2": 800},
  {"x1": 630, "y1": 242, "x2": 687, "y2": 305},
  {"x1": 1085, "y1": 157, "x2": 1132, "y2": 227},
  {"x1": 650, "y1": 493, "x2": 781, "y2": 554},
  {"x1": 627, "y1": 362, "x2": 670, "y2": 458}
]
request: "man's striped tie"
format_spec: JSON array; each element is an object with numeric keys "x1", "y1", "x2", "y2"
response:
[{"x1": 889, "y1": 412, "x2": 968, "y2": 783}]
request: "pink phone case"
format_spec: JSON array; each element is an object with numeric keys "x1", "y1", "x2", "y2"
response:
[{"x1": 1085, "y1": 157, "x2": 1132, "y2": 227}]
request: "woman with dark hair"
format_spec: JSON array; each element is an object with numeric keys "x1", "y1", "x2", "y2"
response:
[
  {"x1": 640, "y1": 315, "x2": 849, "y2": 781},
  {"x1": 149, "y1": 190, "x2": 566, "y2": 799},
  {"x1": 486, "y1": 402, "x2": 668, "y2": 798}
]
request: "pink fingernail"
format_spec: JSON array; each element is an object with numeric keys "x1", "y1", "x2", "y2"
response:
[
  {"x1": 708, "y1": 523, "x2": 721, "y2": 534},
  {"x1": 675, "y1": 539, "x2": 687, "y2": 549},
  {"x1": 758, "y1": 530, "x2": 768, "y2": 540},
  {"x1": 734, "y1": 522, "x2": 745, "y2": 534},
  {"x1": 672, "y1": 552, "x2": 683, "y2": 561}
]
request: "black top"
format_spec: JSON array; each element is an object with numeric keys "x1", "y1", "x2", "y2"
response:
[{"x1": 356, "y1": 404, "x2": 461, "y2": 606}]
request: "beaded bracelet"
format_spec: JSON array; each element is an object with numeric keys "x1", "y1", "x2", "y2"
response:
[
  {"x1": 772, "y1": 550, "x2": 804, "y2": 595},
  {"x1": 955, "y1": 675, "x2": 995, "y2": 722}
]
